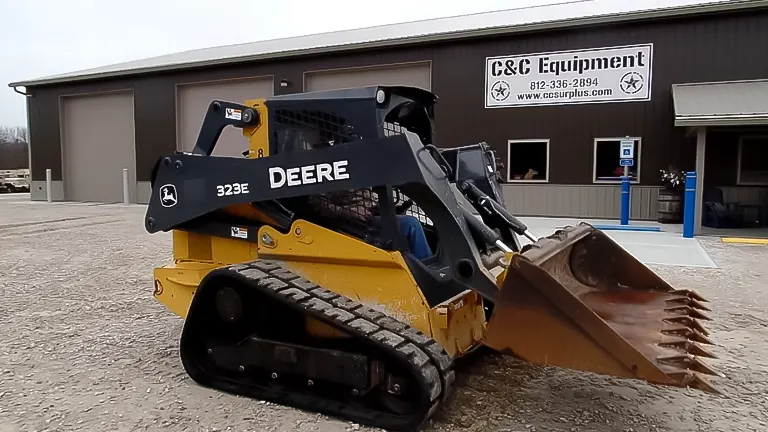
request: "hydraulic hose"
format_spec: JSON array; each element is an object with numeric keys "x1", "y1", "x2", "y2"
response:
[{"x1": 459, "y1": 180, "x2": 539, "y2": 243}]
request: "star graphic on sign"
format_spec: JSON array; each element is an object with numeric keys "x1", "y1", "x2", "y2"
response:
[
  {"x1": 490, "y1": 80, "x2": 511, "y2": 102},
  {"x1": 623, "y1": 75, "x2": 640, "y2": 89},
  {"x1": 619, "y1": 72, "x2": 644, "y2": 95}
]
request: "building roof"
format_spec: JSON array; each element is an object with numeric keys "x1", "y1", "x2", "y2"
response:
[
  {"x1": 9, "y1": 0, "x2": 768, "y2": 88},
  {"x1": 672, "y1": 79, "x2": 768, "y2": 126}
]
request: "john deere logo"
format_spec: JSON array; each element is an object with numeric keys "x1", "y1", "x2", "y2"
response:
[{"x1": 159, "y1": 184, "x2": 178, "y2": 208}]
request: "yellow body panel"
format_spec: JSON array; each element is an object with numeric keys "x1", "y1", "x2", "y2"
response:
[
  {"x1": 257, "y1": 221, "x2": 434, "y2": 339},
  {"x1": 429, "y1": 290, "x2": 487, "y2": 356},
  {"x1": 242, "y1": 98, "x2": 270, "y2": 159},
  {"x1": 153, "y1": 220, "x2": 488, "y2": 358},
  {"x1": 154, "y1": 231, "x2": 259, "y2": 318},
  {"x1": 153, "y1": 261, "x2": 216, "y2": 318}
]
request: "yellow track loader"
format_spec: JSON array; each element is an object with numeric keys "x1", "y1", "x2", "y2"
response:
[{"x1": 144, "y1": 85, "x2": 720, "y2": 431}]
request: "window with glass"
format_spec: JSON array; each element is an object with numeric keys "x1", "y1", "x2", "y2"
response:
[
  {"x1": 738, "y1": 135, "x2": 768, "y2": 185},
  {"x1": 506, "y1": 139, "x2": 549, "y2": 182},
  {"x1": 593, "y1": 137, "x2": 641, "y2": 183}
]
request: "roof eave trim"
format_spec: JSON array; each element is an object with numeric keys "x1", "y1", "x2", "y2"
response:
[
  {"x1": 675, "y1": 114, "x2": 768, "y2": 127},
  {"x1": 9, "y1": 0, "x2": 768, "y2": 88},
  {"x1": 672, "y1": 77, "x2": 768, "y2": 88}
]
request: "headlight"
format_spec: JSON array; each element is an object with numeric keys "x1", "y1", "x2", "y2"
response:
[{"x1": 376, "y1": 89, "x2": 386, "y2": 104}]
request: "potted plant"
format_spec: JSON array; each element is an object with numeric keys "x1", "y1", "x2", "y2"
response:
[{"x1": 657, "y1": 166, "x2": 686, "y2": 223}]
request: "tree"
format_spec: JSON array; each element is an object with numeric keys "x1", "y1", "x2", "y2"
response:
[
  {"x1": 0, "y1": 125, "x2": 29, "y2": 169},
  {"x1": 0, "y1": 126, "x2": 28, "y2": 144},
  {"x1": 0, "y1": 126, "x2": 12, "y2": 144},
  {"x1": 14, "y1": 126, "x2": 28, "y2": 144}
]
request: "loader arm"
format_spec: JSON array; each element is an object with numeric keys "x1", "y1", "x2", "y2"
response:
[
  {"x1": 439, "y1": 142, "x2": 523, "y2": 251},
  {"x1": 191, "y1": 100, "x2": 261, "y2": 156}
]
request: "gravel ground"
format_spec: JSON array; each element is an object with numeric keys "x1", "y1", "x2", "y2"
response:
[{"x1": 1, "y1": 194, "x2": 766, "y2": 432}]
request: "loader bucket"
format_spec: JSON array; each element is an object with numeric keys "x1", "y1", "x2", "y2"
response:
[{"x1": 483, "y1": 223, "x2": 722, "y2": 393}]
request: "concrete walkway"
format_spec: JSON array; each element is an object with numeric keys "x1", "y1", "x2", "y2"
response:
[{"x1": 518, "y1": 216, "x2": 719, "y2": 269}]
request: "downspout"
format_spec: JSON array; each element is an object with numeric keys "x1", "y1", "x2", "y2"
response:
[{"x1": 13, "y1": 86, "x2": 32, "y2": 97}]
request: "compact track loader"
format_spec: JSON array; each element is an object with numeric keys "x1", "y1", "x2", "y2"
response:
[{"x1": 144, "y1": 85, "x2": 721, "y2": 431}]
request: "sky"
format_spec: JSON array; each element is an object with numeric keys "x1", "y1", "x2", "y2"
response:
[
  {"x1": 0, "y1": 0, "x2": 714, "y2": 128},
  {"x1": 0, "y1": 0, "x2": 586, "y2": 127}
]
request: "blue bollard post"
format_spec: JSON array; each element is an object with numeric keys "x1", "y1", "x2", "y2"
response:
[
  {"x1": 620, "y1": 176, "x2": 630, "y2": 225},
  {"x1": 683, "y1": 172, "x2": 697, "y2": 238}
]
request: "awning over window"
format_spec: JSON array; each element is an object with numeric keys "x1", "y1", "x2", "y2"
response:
[{"x1": 672, "y1": 79, "x2": 768, "y2": 127}]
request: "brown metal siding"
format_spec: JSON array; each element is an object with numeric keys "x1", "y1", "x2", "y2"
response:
[
  {"x1": 28, "y1": 78, "x2": 140, "y2": 180},
  {"x1": 25, "y1": 8, "x2": 768, "y2": 186},
  {"x1": 430, "y1": 9, "x2": 768, "y2": 185},
  {"x1": 0, "y1": 142, "x2": 27, "y2": 170},
  {"x1": 503, "y1": 184, "x2": 662, "y2": 219},
  {"x1": 304, "y1": 62, "x2": 432, "y2": 91}
]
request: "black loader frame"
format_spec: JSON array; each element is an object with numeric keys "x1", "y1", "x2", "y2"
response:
[{"x1": 145, "y1": 86, "x2": 536, "y2": 308}]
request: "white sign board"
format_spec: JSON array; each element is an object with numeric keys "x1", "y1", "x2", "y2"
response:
[
  {"x1": 485, "y1": 44, "x2": 653, "y2": 108},
  {"x1": 620, "y1": 140, "x2": 635, "y2": 159}
]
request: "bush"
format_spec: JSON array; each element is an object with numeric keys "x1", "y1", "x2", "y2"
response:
[{"x1": 660, "y1": 166, "x2": 686, "y2": 192}]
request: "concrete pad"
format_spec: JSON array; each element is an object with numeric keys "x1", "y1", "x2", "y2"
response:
[
  {"x1": 518, "y1": 216, "x2": 718, "y2": 269},
  {"x1": 589, "y1": 224, "x2": 661, "y2": 232},
  {"x1": 0, "y1": 192, "x2": 29, "y2": 200}
]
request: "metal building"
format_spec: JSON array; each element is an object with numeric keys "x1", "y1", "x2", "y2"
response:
[{"x1": 8, "y1": 0, "x2": 768, "y2": 234}]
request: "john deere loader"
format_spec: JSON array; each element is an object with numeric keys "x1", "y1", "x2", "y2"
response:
[{"x1": 144, "y1": 85, "x2": 720, "y2": 431}]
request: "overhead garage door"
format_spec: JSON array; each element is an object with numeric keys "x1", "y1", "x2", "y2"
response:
[
  {"x1": 61, "y1": 91, "x2": 136, "y2": 203},
  {"x1": 177, "y1": 77, "x2": 274, "y2": 157},
  {"x1": 304, "y1": 62, "x2": 432, "y2": 92}
]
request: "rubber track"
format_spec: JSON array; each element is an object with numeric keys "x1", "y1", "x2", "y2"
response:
[{"x1": 219, "y1": 259, "x2": 456, "y2": 430}]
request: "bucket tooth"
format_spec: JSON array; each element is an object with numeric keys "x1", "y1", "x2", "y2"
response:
[
  {"x1": 669, "y1": 289, "x2": 708, "y2": 303},
  {"x1": 663, "y1": 316, "x2": 710, "y2": 336},
  {"x1": 657, "y1": 355, "x2": 723, "y2": 377},
  {"x1": 658, "y1": 340, "x2": 718, "y2": 359},
  {"x1": 664, "y1": 306, "x2": 712, "y2": 321},
  {"x1": 666, "y1": 297, "x2": 711, "y2": 312},
  {"x1": 661, "y1": 327, "x2": 714, "y2": 345},
  {"x1": 666, "y1": 372, "x2": 721, "y2": 393}
]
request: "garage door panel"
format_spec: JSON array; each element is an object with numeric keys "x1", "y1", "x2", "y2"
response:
[
  {"x1": 305, "y1": 63, "x2": 431, "y2": 92},
  {"x1": 177, "y1": 78, "x2": 274, "y2": 157},
  {"x1": 62, "y1": 92, "x2": 136, "y2": 203}
]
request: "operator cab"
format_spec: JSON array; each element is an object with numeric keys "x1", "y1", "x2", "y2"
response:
[
  {"x1": 261, "y1": 86, "x2": 516, "y2": 263},
  {"x1": 262, "y1": 86, "x2": 442, "y2": 251},
  {"x1": 265, "y1": 85, "x2": 437, "y2": 155}
]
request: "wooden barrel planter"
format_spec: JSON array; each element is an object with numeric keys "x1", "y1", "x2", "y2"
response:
[{"x1": 657, "y1": 189, "x2": 683, "y2": 223}]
